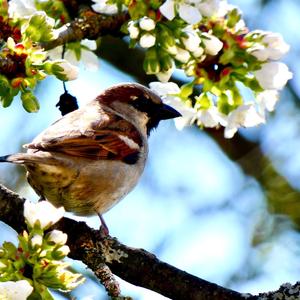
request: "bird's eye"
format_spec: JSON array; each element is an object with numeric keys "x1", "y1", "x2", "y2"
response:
[{"x1": 131, "y1": 97, "x2": 151, "y2": 113}]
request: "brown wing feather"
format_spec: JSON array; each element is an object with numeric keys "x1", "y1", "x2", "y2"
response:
[{"x1": 26, "y1": 111, "x2": 143, "y2": 163}]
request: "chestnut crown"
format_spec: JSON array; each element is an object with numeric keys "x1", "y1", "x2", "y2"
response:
[{"x1": 99, "y1": 83, "x2": 181, "y2": 134}]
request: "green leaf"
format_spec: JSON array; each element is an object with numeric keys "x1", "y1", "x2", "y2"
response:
[
  {"x1": 21, "y1": 91, "x2": 40, "y2": 112},
  {"x1": 1, "y1": 94, "x2": 14, "y2": 108},
  {"x1": 143, "y1": 48, "x2": 160, "y2": 74},
  {"x1": 195, "y1": 93, "x2": 212, "y2": 109},
  {"x1": 217, "y1": 93, "x2": 234, "y2": 115},
  {"x1": 0, "y1": 75, "x2": 11, "y2": 96},
  {"x1": 180, "y1": 82, "x2": 194, "y2": 98},
  {"x1": 227, "y1": 8, "x2": 241, "y2": 28},
  {"x1": 0, "y1": 0, "x2": 8, "y2": 17},
  {"x1": 22, "y1": 12, "x2": 56, "y2": 42}
]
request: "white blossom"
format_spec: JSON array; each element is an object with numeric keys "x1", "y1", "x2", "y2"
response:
[
  {"x1": 174, "y1": 47, "x2": 191, "y2": 63},
  {"x1": 92, "y1": 0, "x2": 122, "y2": 15},
  {"x1": 31, "y1": 234, "x2": 43, "y2": 247},
  {"x1": 149, "y1": 81, "x2": 197, "y2": 130},
  {"x1": 224, "y1": 104, "x2": 265, "y2": 138},
  {"x1": 48, "y1": 230, "x2": 68, "y2": 245},
  {"x1": 49, "y1": 40, "x2": 99, "y2": 70},
  {"x1": 156, "y1": 65, "x2": 174, "y2": 82},
  {"x1": 201, "y1": 32, "x2": 223, "y2": 56},
  {"x1": 255, "y1": 62, "x2": 292, "y2": 90},
  {"x1": 139, "y1": 34, "x2": 156, "y2": 48},
  {"x1": 0, "y1": 280, "x2": 33, "y2": 300},
  {"x1": 8, "y1": 0, "x2": 36, "y2": 18},
  {"x1": 181, "y1": 28, "x2": 201, "y2": 52},
  {"x1": 57, "y1": 245, "x2": 70, "y2": 256},
  {"x1": 139, "y1": 17, "x2": 156, "y2": 31},
  {"x1": 75, "y1": 39, "x2": 100, "y2": 71},
  {"x1": 160, "y1": 0, "x2": 202, "y2": 24},
  {"x1": 192, "y1": 46, "x2": 204, "y2": 58},
  {"x1": 128, "y1": 21, "x2": 140, "y2": 39},
  {"x1": 159, "y1": 0, "x2": 176, "y2": 20},
  {"x1": 165, "y1": 44, "x2": 178, "y2": 56},
  {"x1": 257, "y1": 89, "x2": 279, "y2": 117},
  {"x1": 179, "y1": 3, "x2": 202, "y2": 24},
  {"x1": 150, "y1": 81, "x2": 181, "y2": 95},
  {"x1": 197, "y1": 106, "x2": 226, "y2": 127},
  {"x1": 24, "y1": 200, "x2": 65, "y2": 229},
  {"x1": 250, "y1": 32, "x2": 290, "y2": 61},
  {"x1": 55, "y1": 60, "x2": 79, "y2": 80},
  {"x1": 198, "y1": 0, "x2": 226, "y2": 17}
]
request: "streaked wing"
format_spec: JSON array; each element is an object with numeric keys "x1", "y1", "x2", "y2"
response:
[{"x1": 26, "y1": 111, "x2": 143, "y2": 164}]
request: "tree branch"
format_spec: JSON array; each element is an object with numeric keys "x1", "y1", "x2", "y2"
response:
[
  {"x1": 42, "y1": 10, "x2": 129, "y2": 50},
  {"x1": 0, "y1": 9, "x2": 129, "y2": 75},
  {"x1": 1, "y1": 183, "x2": 300, "y2": 299}
]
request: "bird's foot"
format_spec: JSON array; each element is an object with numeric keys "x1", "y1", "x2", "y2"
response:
[{"x1": 98, "y1": 213, "x2": 109, "y2": 238}]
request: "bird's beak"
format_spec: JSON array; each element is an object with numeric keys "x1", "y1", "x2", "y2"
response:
[{"x1": 158, "y1": 104, "x2": 182, "y2": 120}]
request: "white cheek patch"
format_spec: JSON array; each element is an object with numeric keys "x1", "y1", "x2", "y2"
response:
[{"x1": 118, "y1": 135, "x2": 140, "y2": 150}]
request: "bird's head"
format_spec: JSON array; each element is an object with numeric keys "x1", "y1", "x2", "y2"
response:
[{"x1": 98, "y1": 83, "x2": 181, "y2": 135}]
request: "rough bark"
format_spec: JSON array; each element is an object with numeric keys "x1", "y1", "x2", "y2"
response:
[{"x1": 1, "y1": 183, "x2": 300, "y2": 299}]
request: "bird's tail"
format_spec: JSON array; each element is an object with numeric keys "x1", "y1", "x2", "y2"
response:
[
  {"x1": 0, "y1": 155, "x2": 10, "y2": 162},
  {"x1": 0, "y1": 154, "x2": 28, "y2": 164},
  {"x1": 0, "y1": 153, "x2": 59, "y2": 165}
]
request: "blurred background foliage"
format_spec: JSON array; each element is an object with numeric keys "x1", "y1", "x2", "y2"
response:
[{"x1": 1, "y1": 0, "x2": 300, "y2": 299}]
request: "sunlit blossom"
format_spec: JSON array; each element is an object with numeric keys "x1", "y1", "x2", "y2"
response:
[
  {"x1": 48, "y1": 230, "x2": 68, "y2": 245},
  {"x1": 201, "y1": 32, "x2": 223, "y2": 56},
  {"x1": 24, "y1": 200, "x2": 65, "y2": 229},
  {"x1": 92, "y1": 0, "x2": 124, "y2": 14},
  {"x1": 128, "y1": 21, "x2": 140, "y2": 39},
  {"x1": 224, "y1": 104, "x2": 265, "y2": 138},
  {"x1": 257, "y1": 89, "x2": 279, "y2": 117},
  {"x1": 8, "y1": 0, "x2": 36, "y2": 18},
  {"x1": 255, "y1": 62, "x2": 292, "y2": 90},
  {"x1": 0, "y1": 280, "x2": 33, "y2": 300},
  {"x1": 197, "y1": 106, "x2": 226, "y2": 128},
  {"x1": 139, "y1": 17, "x2": 156, "y2": 31},
  {"x1": 160, "y1": 0, "x2": 202, "y2": 24},
  {"x1": 139, "y1": 34, "x2": 156, "y2": 48},
  {"x1": 249, "y1": 31, "x2": 290, "y2": 61},
  {"x1": 31, "y1": 234, "x2": 43, "y2": 247},
  {"x1": 181, "y1": 27, "x2": 201, "y2": 52}
]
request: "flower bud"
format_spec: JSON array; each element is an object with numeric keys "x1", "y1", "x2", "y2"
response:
[
  {"x1": 143, "y1": 48, "x2": 160, "y2": 74},
  {"x1": 128, "y1": 21, "x2": 140, "y2": 39},
  {"x1": 31, "y1": 234, "x2": 43, "y2": 248},
  {"x1": 43, "y1": 60, "x2": 79, "y2": 81},
  {"x1": 156, "y1": 68, "x2": 173, "y2": 82},
  {"x1": 174, "y1": 47, "x2": 190, "y2": 63},
  {"x1": 159, "y1": 29, "x2": 177, "y2": 55},
  {"x1": 201, "y1": 32, "x2": 223, "y2": 56},
  {"x1": 139, "y1": 17, "x2": 156, "y2": 31},
  {"x1": 139, "y1": 33, "x2": 156, "y2": 48},
  {"x1": 52, "y1": 245, "x2": 70, "y2": 259},
  {"x1": 48, "y1": 230, "x2": 68, "y2": 245},
  {"x1": 181, "y1": 30, "x2": 201, "y2": 52},
  {"x1": 21, "y1": 91, "x2": 40, "y2": 113}
]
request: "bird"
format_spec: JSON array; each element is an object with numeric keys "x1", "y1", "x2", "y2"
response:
[{"x1": 0, "y1": 83, "x2": 181, "y2": 233}]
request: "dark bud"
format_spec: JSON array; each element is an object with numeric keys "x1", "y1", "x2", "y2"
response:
[{"x1": 56, "y1": 91, "x2": 78, "y2": 116}]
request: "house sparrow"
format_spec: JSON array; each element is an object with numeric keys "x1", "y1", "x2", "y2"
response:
[{"x1": 0, "y1": 83, "x2": 181, "y2": 231}]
